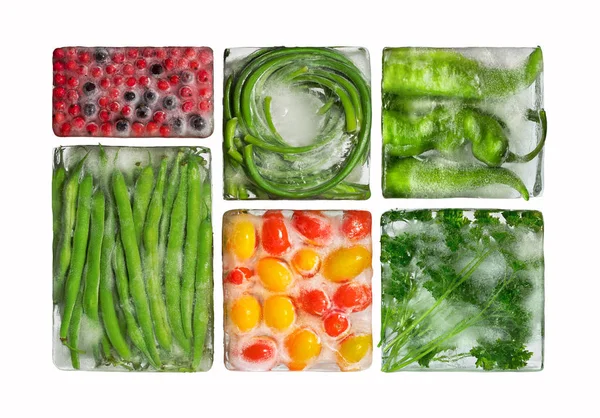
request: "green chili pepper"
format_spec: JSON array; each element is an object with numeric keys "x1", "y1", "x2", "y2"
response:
[
  {"x1": 383, "y1": 157, "x2": 529, "y2": 200},
  {"x1": 60, "y1": 174, "x2": 93, "y2": 341},
  {"x1": 382, "y1": 47, "x2": 543, "y2": 99},
  {"x1": 224, "y1": 47, "x2": 371, "y2": 199}
]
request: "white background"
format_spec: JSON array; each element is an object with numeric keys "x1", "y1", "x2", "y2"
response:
[{"x1": 0, "y1": 0, "x2": 597, "y2": 416}]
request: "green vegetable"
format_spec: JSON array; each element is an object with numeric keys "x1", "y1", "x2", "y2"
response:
[
  {"x1": 132, "y1": 164, "x2": 154, "y2": 247},
  {"x1": 383, "y1": 157, "x2": 529, "y2": 200},
  {"x1": 191, "y1": 219, "x2": 212, "y2": 370},
  {"x1": 380, "y1": 209, "x2": 544, "y2": 372},
  {"x1": 382, "y1": 47, "x2": 543, "y2": 99},
  {"x1": 159, "y1": 151, "x2": 184, "y2": 262},
  {"x1": 52, "y1": 149, "x2": 66, "y2": 255},
  {"x1": 224, "y1": 47, "x2": 371, "y2": 199}
]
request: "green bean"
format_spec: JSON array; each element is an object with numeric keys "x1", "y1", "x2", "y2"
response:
[
  {"x1": 68, "y1": 289, "x2": 84, "y2": 369},
  {"x1": 132, "y1": 165, "x2": 154, "y2": 247},
  {"x1": 181, "y1": 158, "x2": 202, "y2": 339},
  {"x1": 60, "y1": 174, "x2": 93, "y2": 341},
  {"x1": 113, "y1": 237, "x2": 159, "y2": 368},
  {"x1": 99, "y1": 196, "x2": 132, "y2": 362},
  {"x1": 165, "y1": 163, "x2": 190, "y2": 352},
  {"x1": 52, "y1": 152, "x2": 66, "y2": 256},
  {"x1": 113, "y1": 171, "x2": 162, "y2": 369},
  {"x1": 159, "y1": 151, "x2": 184, "y2": 264},
  {"x1": 191, "y1": 219, "x2": 212, "y2": 370},
  {"x1": 142, "y1": 157, "x2": 172, "y2": 350},
  {"x1": 53, "y1": 152, "x2": 88, "y2": 303}
]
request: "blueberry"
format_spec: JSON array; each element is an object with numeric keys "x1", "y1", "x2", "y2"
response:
[
  {"x1": 171, "y1": 117, "x2": 183, "y2": 132},
  {"x1": 83, "y1": 82, "x2": 96, "y2": 95},
  {"x1": 180, "y1": 71, "x2": 193, "y2": 84},
  {"x1": 115, "y1": 119, "x2": 129, "y2": 132},
  {"x1": 150, "y1": 63, "x2": 164, "y2": 76},
  {"x1": 144, "y1": 90, "x2": 157, "y2": 104},
  {"x1": 95, "y1": 48, "x2": 109, "y2": 63},
  {"x1": 124, "y1": 91, "x2": 136, "y2": 102},
  {"x1": 189, "y1": 114, "x2": 206, "y2": 131},
  {"x1": 163, "y1": 96, "x2": 177, "y2": 110},
  {"x1": 136, "y1": 105, "x2": 151, "y2": 119},
  {"x1": 83, "y1": 103, "x2": 96, "y2": 117}
]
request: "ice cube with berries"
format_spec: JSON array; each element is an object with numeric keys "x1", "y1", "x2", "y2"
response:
[
  {"x1": 52, "y1": 47, "x2": 213, "y2": 137},
  {"x1": 223, "y1": 210, "x2": 373, "y2": 371}
]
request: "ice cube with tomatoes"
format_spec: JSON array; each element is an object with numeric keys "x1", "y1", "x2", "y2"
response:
[{"x1": 223, "y1": 209, "x2": 373, "y2": 371}]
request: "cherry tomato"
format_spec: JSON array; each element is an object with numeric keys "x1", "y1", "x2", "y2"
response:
[
  {"x1": 323, "y1": 311, "x2": 350, "y2": 338},
  {"x1": 257, "y1": 257, "x2": 293, "y2": 292},
  {"x1": 226, "y1": 216, "x2": 256, "y2": 260},
  {"x1": 298, "y1": 289, "x2": 330, "y2": 316},
  {"x1": 241, "y1": 337, "x2": 277, "y2": 363},
  {"x1": 292, "y1": 211, "x2": 332, "y2": 246},
  {"x1": 225, "y1": 267, "x2": 253, "y2": 285},
  {"x1": 230, "y1": 295, "x2": 261, "y2": 332},
  {"x1": 333, "y1": 283, "x2": 372, "y2": 313},
  {"x1": 263, "y1": 295, "x2": 296, "y2": 331},
  {"x1": 285, "y1": 328, "x2": 322, "y2": 371},
  {"x1": 262, "y1": 211, "x2": 291, "y2": 256},
  {"x1": 323, "y1": 245, "x2": 371, "y2": 283},
  {"x1": 342, "y1": 211, "x2": 371, "y2": 241},
  {"x1": 291, "y1": 248, "x2": 321, "y2": 278},
  {"x1": 337, "y1": 334, "x2": 372, "y2": 368}
]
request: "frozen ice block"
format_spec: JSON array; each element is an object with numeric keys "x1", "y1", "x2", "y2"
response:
[
  {"x1": 223, "y1": 210, "x2": 373, "y2": 371},
  {"x1": 380, "y1": 209, "x2": 544, "y2": 372},
  {"x1": 382, "y1": 47, "x2": 545, "y2": 199},
  {"x1": 223, "y1": 47, "x2": 371, "y2": 200},
  {"x1": 52, "y1": 146, "x2": 213, "y2": 371},
  {"x1": 52, "y1": 47, "x2": 213, "y2": 137}
]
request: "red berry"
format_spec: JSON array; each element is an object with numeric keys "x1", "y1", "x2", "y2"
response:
[
  {"x1": 159, "y1": 125, "x2": 171, "y2": 137},
  {"x1": 53, "y1": 61, "x2": 65, "y2": 71},
  {"x1": 99, "y1": 109, "x2": 111, "y2": 122},
  {"x1": 184, "y1": 48, "x2": 195, "y2": 59},
  {"x1": 197, "y1": 69, "x2": 211, "y2": 83},
  {"x1": 100, "y1": 78, "x2": 111, "y2": 89},
  {"x1": 112, "y1": 76, "x2": 124, "y2": 86},
  {"x1": 60, "y1": 122, "x2": 72, "y2": 135},
  {"x1": 189, "y1": 60, "x2": 200, "y2": 70},
  {"x1": 123, "y1": 64, "x2": 135, "y2": 75},
  {"x1": 153, "y1": 111, "x2": 166, "y2": 123},
  {"x1": 135, "y1": 58, "x2": 147, "y2": 69},
  {"x1": 53, "y1": 48, "x2": 66, "y2": 59},
  {"x1": 156, "y1": 49, "x2": 166, "y2": 59},
  {"x1": 198, "y1": 49, "x2": 212, "y2": 64},
  {"x1": 164, "y1": 58, "x2": 175, "y2": 71},
  {"x1": 198, "y1": 87, "x2": 211, "y2": 99},
  {"x1": 98, "y1": 96, "x2": 109, "y2": 107},
  {"x1": 225, "y1": 267, "x2": 253, "y2": 285},
  {"x1": 72, "y1": 116, "x2": 85, "y2": 129},
  {"x1": 132, "y1": 122, "x2": 145, "y2": 135},
  {"x1": 169, "y1": 47, "x2": 181, "y2": 57},
  {"x1": 66, "y1": 60, "x2": 77, "y2": 71},
  {"x1": 78, "y1": 51, "x2": 91, "y2": 63},
  {"x1": 169, "y1": 75, "x2": 180, "y2": 85},
  {"x1": 67, "y1": 77, "x2": 79, "y2": 88},
  {"x1": 53, "y1": 73, "x2": 66, "y2": 86},
  {"x1": 66, "y1": 48, "x2": 77, "y2": 58},
  {"x1": 121, "y1": 105, "x2": 132, "y2": 117},
  {"x1": 179, "y1": 86, "x2": 193, "y2": 97},
  {"x1": 91, "y1": 67, "x2": 102, "y2": 78},
  {"x1": 199, "y1": 100, "x2": 211, "y2": 112},
  {"x1": 142, "y1": 48, "x2": 154, "y2": 58},
  {"x1": 323, "y1": 311, "x2": 349, "y2": 338},
  {"x1": 138, "y1": 76, "x2": 150, "y2": 87},
  {"x1": 101, "y1": 122, "x2": 112, "y2": 135},
  {"x1": 109, "y1": 101, "x2": 120, "y2": 112},
  {"x1": 176, "y1": 58, "x2": 188, "y2": 69},
  {"x1": 109, "y1": 88, "x2": 120, "y2": 99},
  {"x1": 126, "y1": 77, "x2": 136, "y2": 87},
  {"x1": 86, "y1": 123, "x2": 98, "y2": 135},
  {"x1": 146, "y1": 122, "x2": 159, "y2": 134},
  {"x1": 105, "y1": 64, "x2": 117, "y2": 75},
  {"x1": 112, "y1": 52, "x2": 125, "y2": 63},
  {"x1": 67, "y1": 90, "x2": 79, "y2": 102},
  {"x1": 76, "y1": 65, "x2": 88, "y2": 76},
  {"x1": 157, "y1": 80, "x2": 170, "y2": 91},
  {"x1": 54, "y1": 100, "x2": 66, "y2": 111},
  {"x1": 53, "y1": 112, "x2": 66, "y2": 124},
  {"x1": 127, "y1": 49, "x2": 138, "y2": 59},
  {"x1": 181, "y1": 100, "x2": 194, "y2": 112},
  {"x1": 53, "y1": 87, "x2": 66, "y2": 99},
  {"x1": 68, "y1": 104, "x2": 81, "y2": 116}
]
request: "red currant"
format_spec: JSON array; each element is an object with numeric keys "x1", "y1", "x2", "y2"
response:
[
  {"x1": 78, "y1": 51, "x2": 91, "y2": 63},
  {"x1": 169, "y1": 75, "x2": 180, "y2": 85},
  {"x1": 184, "y1": 48, "x2": 195, "y2": 59},
  {"x1": 76, "y1": 65, "x2": 88, "y2": 76},
  {"x1": 99, "y1": 109, "x2": 111, "y2": 122},
  {"x1": 182, "y1": 100, "x2": 194, "y2": 112},
  {"x1": 153, "y1": 111, "x2": 166, "y2": 123},
  {"x1": 157, "y1": 80, "x2": 170, "y2": 91},
  {"x1": 146, "y1": 122, "x2": 159, "y2": 134},
  {"x1": 101, "y1": 122, "x2": 112, "y2": 135},
  {"x1": 121, "y1": 105, "x2": 132, "y2": 117},
  {"x1": 123, "y1": 64, "x2": 135, "y2": 75},
  {"x1": 66, "y1": 60, "x2": 77, "y2": 71},
  {"x1": 197, "y1": 69, "x2": 211, "y2": 83},
  {"x1": 156, "y1": 49, "x2": 166, "y2": 59},
  {"x1": 138, "y1": 76, "x2": 150, "y2": 87},
  {"x1": 176, "y1": 58, "x2": 188, "y2": 69},
  {"x1": 108, "y1": 101, "x2": 120, "y2": 112},
  {"x1": 53, "y1": 48, "x2": 66, "y2": 59},
  {"x1": 67, "y1": 77, "x2": 79, "y2": 88},
  {"x1": 60, "y1": 122, "x2": 72, "y2": 135},
  {"x1": 198, "y1": 49, "x2": 212, "y2": 64},
  {"x1": 54, "y1": 112, "x2": 66, "y2": 124},
  {"x1": 68, "y1": 104, "x2": 81, "y2": 116},
  {"x1": 126, "y1": 77, "x2": 136, "y2": 87},
  {"x1": 132, "y1": 122, "x2": 145, "y2": 136},
  {"x1": 179, "y1": 86, "x2": 193, "y2": 97},
  {"x1": 199, "y1": 87, "x2": 211, "y2": 98},
  {"x1": 142, "y1": 48, "x2": 154, "y2": 58},
  {"x1": 53, "y1": 61, "x2": 65, "y2": 71},
  {"x1": 159, "y1": 125, "x2": 171, "y2": 137},
  {"x1": 100, "y1": 78, "x2": 111, "y2": 89},
  {"x1": 112, "y1": 52, "x2": 125, "y2": 63},
  {"x1": 98, "y1": 96, "x2": 109, "y2": 107},
  {"x1": 66, "y1": 90, "x2": 79, "y2": 102},
  {"x1": 189, "y1": 60, "x2": 200, "y2": 70},
  {"x1": 109, "y1": 88, "x2": 120, "y2": 99},
  {"x1": 66, "y1": 48, "x2": 77, "y2": 58},
  {"x1": 54, "y1": 73, "x2": 66, "y2": 86},
  {"x1": 72, "y1": 116, "x2": 85, "y2": 129},
  {"x1": 53, "y1": 87, "x2": 66, "y2": 99},
  {"x1": 112, "y1": 76, "x2": 124, "y2": 86},
  {"x1": 127, "y1": 49, "x2": 138, "y2": 59},
  {"x1": 91, "y1": 67, "x2": 102, "y2": 78},
  {"x1": 164, "y1": 58, "x2": 175, "y2": 71},
  {"x1": 199, "y1": 100, "x2": 211, "y2": 112},
  {"x1": 54, "y1": 100, "x2": 66, "y2": 111},
  {"x1": 135, "y1": 58, "x2": 147, "y2": 70},
  {"x1": 105, "y1": 64, "x2": 117, "y2": 75},
  {"x1": 86, "y1": 123, "x2": 98, "y2": 135}
]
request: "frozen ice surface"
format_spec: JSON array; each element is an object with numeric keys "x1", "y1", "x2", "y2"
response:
[
  {"x1": 223, "y1": 47, "x2": 371, "y2": 200},
  {"x1": 223, "y1": 210, "x2": 373, "y2": 371},
  {"x1": 380, "y1": 209, "x2": 544, "y2": 372},
  {"x1": 52, "y1": 47, "x2": 214, "y2": 138},
  {"x1": 52, "y1": 145, "x2": 213, "y2": 372},
  {"x1": 382, "y1": 47, "x2": 545, "y2": 199}
]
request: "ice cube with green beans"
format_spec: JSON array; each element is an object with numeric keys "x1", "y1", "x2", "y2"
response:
[
  {"x1": 382, "y1": 47, "x2": 546, "y2": 199},
  {"x1": 223, "y1": 47, "x2": 371, "y2": 200},
  {"x1": 380, "y1": 209, "x2": 544, "y2": 372},
  {"x1": 52, "y1": 145, "x2": 213, "y2": 371}
]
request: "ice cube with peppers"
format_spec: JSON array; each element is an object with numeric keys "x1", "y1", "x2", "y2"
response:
[{"x1": 223, "y1": 210, "x2": 373, "y2": 371}]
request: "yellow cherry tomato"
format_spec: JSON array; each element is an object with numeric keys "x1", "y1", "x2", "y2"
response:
[
  {"x1": 227, "y1": 217, "x2": 256, "y2": 261},
  {"x1": 263, "y1": 295, "x2": 296, "y2": 331},
  {"x1": 292, "y1": 248, "x2": 321, "y2": 278},
  {"x1": 323, "y1": 245, "x2": 371, "y2": 283},
  {"x1": 337, "y1": 334, "x2": 372, "y2": 365},
  {"x1": 257, "y1": 257, "x2": 293, "y2": 292},
  {"x1": 230, "y1": 295, "x2": 261, "y2": 332},
  {"x1": 285, "y1": 328, "x2": 322, "y2": 371}
]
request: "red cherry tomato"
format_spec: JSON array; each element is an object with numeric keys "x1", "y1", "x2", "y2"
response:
[
  {"x1": 241, "y1": 338, "x2": 276, "y2": 362},
  {"x1": 323, "y1": 311, "x2": 350, "y2": 338},
  {"x1": 342, "y1": 211, "x2": 372, "y2": 241},
  {"x1": 292, "y1": 211, "x2": 332, "y2": 246},
  {"x1": 262, "y1": 211, "x2": 291, "y2": 256},
  {"x1": 333, "y1": 283, "x2": 372, "y2": 313},
  {"x1": 298, "y1": 289, "x2": 330, "y2": 316},
  {"x1": 225, "y1": 267, "x2": 253, "y2": 285}
]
